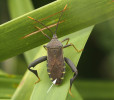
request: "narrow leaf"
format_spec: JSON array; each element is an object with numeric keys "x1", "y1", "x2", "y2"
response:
[{"x1": 0, "y1": 0, "x2": 114, "y2": 61}]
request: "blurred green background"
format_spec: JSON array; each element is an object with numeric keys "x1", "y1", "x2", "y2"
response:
[{"x1": 0, "y1": 0, "x2": 114, "y2": 100}]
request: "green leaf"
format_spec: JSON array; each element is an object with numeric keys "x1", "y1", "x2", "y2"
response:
[
  {"x1": 0, "y1": 0, "x2": 114, "y2": 61},
  {"x1": 8, "y1": 0, "x2": 34, "y2": 18},
  {"x1": 12, "y1": 26, "x2": 93, "y2": 100},
  {"x1": 29, "y1": 26, "x2": 93, "y2": 100},
  {"x1": 0, "y1": 71, "x2": 21, "y2": 99},
  {"x1": 4, "y1": 0, "x2": 114, "y2": 100},
  {"x1": 66, "y1": 85, "x2": 83, "y2": 100},
  {"x1": 75, "y1": 80, "x2": 114, "y2": 100}
]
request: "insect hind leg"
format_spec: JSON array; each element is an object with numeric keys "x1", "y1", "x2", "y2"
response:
[
  {"x1": 64, "y1": 57, "x2": 78, "y2": 96},
  {"x1": 28, "y1": 56, "x2": 47, "y2": 84},
  {"x1": 28, "y1": 67, "x2": 40, "y2": 84}
]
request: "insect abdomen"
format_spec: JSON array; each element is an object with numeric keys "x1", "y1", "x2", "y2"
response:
[
  {"x1": 47, "y1": 64, "x2": 65, "y2": 84},
  {"x1": 47, "y1": 47, "x2": 65, "y2": 84}
]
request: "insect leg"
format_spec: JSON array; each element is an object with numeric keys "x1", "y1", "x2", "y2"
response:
[
  {"x1": 22, "y1": 20, "x2": 64, "y2": 39},
  {"x1": 61, "y1": 38, "x2": 69, "y2": 45},
  {"x1": 43, "y1": 45, "x2": 47, "y2": 51},
  {"x1": 28, "y1": 56, "x2": 47, "y2": 84},
  {"x1": 63, "y1": 43, "x2": 83, "y2": 52},
  {"x1": 28, "y1": 16, "x2": 54, "y2": 35},
  {"x1": 64, "y1": 57, "x2": 78, "y2": 96},
  {"x1": 34, "y1": 26, "x2": 51, "y2": 40}
]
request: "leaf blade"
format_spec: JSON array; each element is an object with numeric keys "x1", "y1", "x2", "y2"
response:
[{"x1": 0, "y1": 0, "x2": 114, "y2": 61}]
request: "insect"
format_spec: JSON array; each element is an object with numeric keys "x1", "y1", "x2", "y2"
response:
[{"x1": 27, "y1": 4, "x2": 83, "y2": 96}]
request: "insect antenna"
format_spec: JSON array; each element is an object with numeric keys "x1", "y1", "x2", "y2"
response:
[
  {"x1": 28, "y1": 16, "x2": 54, "y2": 35},
  {"x1": 55, "y1": 4, "x2": 67, "y2": 34}
]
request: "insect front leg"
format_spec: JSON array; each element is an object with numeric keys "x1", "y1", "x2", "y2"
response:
[
  {"x1": 64, "y1": 57, "x2": 78, "y2": 96},
  {"x1": 61, "y1": 38, "x2": 69, "y2": 45},
  {"x1": 63, "y1": 43, "x2": 83, "y2": 52},
  {"x1": 43, "y1": 45, "x2": 47, "y2": 51},
  {"x1": 61, "y1": 38, "x2": 83, "y2": 52},
  {"x1": 28, "y1": 56, "x2": 47, "y2": 84}
]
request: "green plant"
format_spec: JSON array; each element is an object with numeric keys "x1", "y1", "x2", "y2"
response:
[{"x1": 0, "y1": 0, "x2": 114, "y2": 100}]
